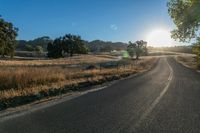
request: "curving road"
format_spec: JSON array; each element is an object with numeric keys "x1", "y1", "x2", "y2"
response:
[{"x1": 1, "y1": 57, "x2": 200, "y2": 133}]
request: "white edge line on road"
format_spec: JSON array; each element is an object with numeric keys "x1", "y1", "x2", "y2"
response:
[
  {"x1": 133, "y1": 57, "x2": 174, "y2": 129},
  {"x1": 0, "y1": 58, "x2": 158, "y2": 122},
  {"x1": 0, "y1": 62, "x2": 154, "y2": 122},
  {"x1": 0, "y1": 86, "x2": 107, "y2": 122}
]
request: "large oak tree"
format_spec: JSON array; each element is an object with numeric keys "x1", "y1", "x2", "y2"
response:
[
  {"x1": 0, "y1": 16, "x2": 18, "y2": 58},
  {"x1": 47, "y1": 34, "x2": 88, "y2": 58},
  {"x1": 168, "y1": 0, "x2": 200, "y2": 66}
]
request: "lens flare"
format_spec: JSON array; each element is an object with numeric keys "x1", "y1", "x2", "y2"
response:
[{"x1": 146, "y1": 29, "x2": 173, "y2": 47}]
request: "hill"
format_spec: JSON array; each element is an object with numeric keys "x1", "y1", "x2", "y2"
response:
[
  {"x1": 86, "y1": 40, "x2": 127, "y2": 52},
  {"x1": 17, "y1": 38, "x2": 128, "y2": 53}
]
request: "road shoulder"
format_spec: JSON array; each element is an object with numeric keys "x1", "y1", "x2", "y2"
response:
[{"x1": 0, "y1": 58, "x2": 160, "y2": 120}]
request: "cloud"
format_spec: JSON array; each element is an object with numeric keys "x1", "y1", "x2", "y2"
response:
[{"x1": 110, "y1": 24, "x2": 118, "y2": 30}]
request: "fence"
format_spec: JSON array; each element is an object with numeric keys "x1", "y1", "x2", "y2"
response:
[{"x1": 82, "y1": 59, "x2": 141, "y2": 72}]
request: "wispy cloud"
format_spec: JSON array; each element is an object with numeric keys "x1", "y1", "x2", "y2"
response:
[{"x1": 110, "y1": 24, "x2": 118, "y2": 30}]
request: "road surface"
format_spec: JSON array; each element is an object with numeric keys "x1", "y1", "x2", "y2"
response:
[{"x1": 1, "y1": 57, "x2": 200, "y2": 133}]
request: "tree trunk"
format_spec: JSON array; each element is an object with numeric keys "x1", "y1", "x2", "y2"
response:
[
  {"x1": 70, "y1": 52, "x2": 73, "y2": 57},
  {"x1": 136, "y1": 54, "x2": 139, "y2": 60}
]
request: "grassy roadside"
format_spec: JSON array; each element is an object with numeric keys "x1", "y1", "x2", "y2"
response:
[
  {"x1": 175, "y1": 55, "x2": 200, "y2": 70},
  {"x1": 0, "y1": 56, "x2": 157, "y2": 111}
]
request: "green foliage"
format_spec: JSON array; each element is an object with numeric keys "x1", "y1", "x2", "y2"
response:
[
  {"x1": 47, "y1": 39, "x2": 63, "y2": 58},
  {"x1": 127, "y1": 40, "x2": 148, "y2": 59},
  {"x1": 127, "y1": 41, "x2": 135, "y2": 58},
  {"x1": 168, "y1": 0, "x2": 200, "y2": 42},
  {"x1": 193, "y1": 37, "x2": 200, "y2": 68},
  {"x1": 25, "y1": 44, "x2": 34, "y2": 51},
  {"x1": 47, "y1": 34, "x2": 88, "y2": 58},
  {"x1": 168, "y1": 0, "x2": 200, "y2": 66},
  {"x1": 0, "y1": 16, "x2": 18, "y2": 58},
  {"x1": 35, "y1": 46, "x2": 43, "y2": 55}
]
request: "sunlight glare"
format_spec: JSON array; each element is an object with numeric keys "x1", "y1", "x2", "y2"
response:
[{"x1": 146, "y1": 29, "x2": 173, "y2": 47}]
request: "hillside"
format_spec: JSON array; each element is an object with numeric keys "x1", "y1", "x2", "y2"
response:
[
  {"x1": 86, "y1": 40, "x2": 127, "y2": 52},
  {"x1": 17, "y1": 38, "x2": 128, "y2": 53}
]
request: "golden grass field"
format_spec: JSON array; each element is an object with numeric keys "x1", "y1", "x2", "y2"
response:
[
  {"x1": 0, "y1": 55, "x2": 118, "y2": 66},
  {"x1": 0, "y1": 55, "x2": 157, "y2": 110},
  {"x1": 176, "y1": 54, "x2": 199, "y2": 70}
]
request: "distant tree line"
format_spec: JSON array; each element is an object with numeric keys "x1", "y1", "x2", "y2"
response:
[
  {"x1": 0, "y1": 16, "x2": 18, "y2": 58},
  {"x1": 127, "y1": 40, "x2": 148, "y2": 59},
  {"x1": 17, "y1": 36, "x2": 52, "y2": 52},
  {"x1": 17, "y1": 38, "x2": 128, "y2": 54},
  {"x1": 47, "y1": 34, "x2": 88, "y2": 58}
]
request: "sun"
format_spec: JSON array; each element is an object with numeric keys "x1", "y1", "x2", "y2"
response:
[{"x1": 146, "y1": 28, "x2": 173, "y2": 47}]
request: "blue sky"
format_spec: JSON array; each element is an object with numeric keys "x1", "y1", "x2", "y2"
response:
[{"x1": 0, "y1": 0, "x2": 176, "y2": 43}]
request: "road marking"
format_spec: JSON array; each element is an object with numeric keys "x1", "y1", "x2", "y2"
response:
[
  {"x1": 133, "y1": 57, "x2": 174, "y2": 130},
  {"x1": 0, "y1": 86, "x2": 108, "y2": 122}
]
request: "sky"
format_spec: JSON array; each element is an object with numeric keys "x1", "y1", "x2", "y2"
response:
[{"x1": 0, "y1": 0, "x2": 186, "y2": 46}]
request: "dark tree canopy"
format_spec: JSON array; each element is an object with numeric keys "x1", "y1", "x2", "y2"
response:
[
  {"x1": 0, "y1": 16, "x2": 18, "y2": 58},
  {"x1": 47, "y1": 34, "x2": 88, "y2": 58}
]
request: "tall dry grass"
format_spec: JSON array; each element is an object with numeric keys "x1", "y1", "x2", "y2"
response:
[
  {"x1": 0, "y1": 67, "x2": 66, "y2": 90},
  {"x1": 176, "y1": 55, "x2": 198, "y2": 69},
  {"x1": 0, "y1": 57, "x2": 157, "y2": 100},
  {"x1": 0, "y1": 55, "x2": 117, "y2": 67}
]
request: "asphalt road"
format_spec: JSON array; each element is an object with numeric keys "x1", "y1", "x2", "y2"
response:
[{"x1": 1, "y1": 57, "x2": 200, "y2": 133}]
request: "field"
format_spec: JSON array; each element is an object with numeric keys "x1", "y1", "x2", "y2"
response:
[
  {"x1": 176, "y1": 54, "x2": 200, "y2": 70},
  {"x1": 0, "y1": 55, "x2": 157, "y2": 110},
  {"x1": 0, "y1": 54, "x2": 118, "y2": 66}
]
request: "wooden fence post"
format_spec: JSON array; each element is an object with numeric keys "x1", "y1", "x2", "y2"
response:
[{"x1": 100, "y1": 63, "x2": 101, "y2": 72}]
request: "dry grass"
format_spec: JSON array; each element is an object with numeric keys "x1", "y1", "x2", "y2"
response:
[
  {"x1": 0, "y1": 67, "x2": 67, "y2": 90},
  {"x1": 176, "y1": 55, "x2": 198, "y2": 70},
  {"x1": 0, "y1": 55, "x2": 118, "y2": 67},
  {"x1": 0, "y1": 56, "x2": 157, "y2": 110},
  {"x1": 0, "y1": 69, "x2": 138, "y2": 99}
]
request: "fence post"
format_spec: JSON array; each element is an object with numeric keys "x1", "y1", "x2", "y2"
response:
[{"x1": 117, "y1": 63, "x2": 119, "y2": 72}]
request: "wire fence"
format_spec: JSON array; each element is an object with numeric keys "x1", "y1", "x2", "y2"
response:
[{"x1": 82, "y1": 59, "x2": 142, "y2": 72}]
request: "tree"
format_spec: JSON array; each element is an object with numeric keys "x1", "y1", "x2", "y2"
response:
[
  {"x1": 135, "y1": 40, "x2": 147, "y2": 59},
  {"x1": 193, "y1": 37, "x2": 200, "y2": 68},
  {"x1": 35, "y1": 46, "x2": 43, "y2": 56},
  {"x1": 168, "y1": 0, "x2": 200, "y2": 66},
  {"x1": 127, "y1": 40, "x2": 148, "y2": 60},
  {"x1": 0, "y1": 16, "x2": 18, "y2": 58},
  {"x1": 25, "y1": 44, "x2": 34, "y2": 51},
  {"x1": 47, "y1": 38, "x2": 63, "y2": 58},
  {"x1": 168, "y1": 0, "x2": 200, "y2": 42},
  {"x1": 127, "y1": 41, "x2": 136, "y2": 59},
  {"x1": 47, "y1": 34, "x2": 88, "y2": 58},
  {"x1": 62, "y1": 34, "x2": 87, "y2": 57}
]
